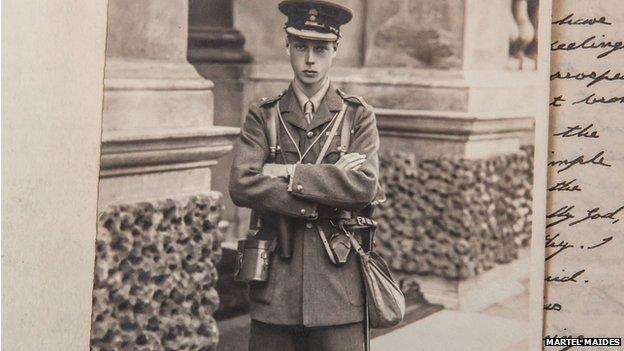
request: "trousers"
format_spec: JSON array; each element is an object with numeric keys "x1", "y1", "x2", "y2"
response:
[{"x1": 248, "y1": 319, "x2": 365, "y2": 351}]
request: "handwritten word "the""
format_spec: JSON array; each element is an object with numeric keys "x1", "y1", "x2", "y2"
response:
[
  {"x1": 553, "y1": 124, "x2": 599, "y2": 139},
  {"x1": 548, "y1": 179, "x2": 582, "y2": 192}
]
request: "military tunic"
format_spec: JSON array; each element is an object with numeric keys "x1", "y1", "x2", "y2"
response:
[{"x1": 229, "y1": 83, "x2": 380, "y2": 327}]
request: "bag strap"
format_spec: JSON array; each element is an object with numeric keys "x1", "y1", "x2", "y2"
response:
[
  {"x1": 315, "y1": 102, "x2": 348, "y2": 164},
  {"x1": 249, "y1": 103, "x2": 280, "y2": 233},
  {"x1": 317, "y1": 225, "x2": 337, "y2": 265},
  {"x1": 339, "y1": 105, "x2": 353, "y2": 157},
  {"x1": 316, "y1": 102, "x2": 349, "y2": 263},
  {"x1": 340, "y1": 222, "x2": 366, "y2": 256},
  {"x1": 266, "y1": 104, "x2": 278, "y2": 163}
]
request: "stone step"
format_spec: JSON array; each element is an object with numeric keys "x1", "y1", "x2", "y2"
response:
[{"x1": 371, "y1": 310, "x2": 528, "y2": 351}]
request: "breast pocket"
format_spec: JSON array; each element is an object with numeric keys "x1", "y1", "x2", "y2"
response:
[
  {"x1": 319, "y1": 132, "x2": 343, "y2": 164},
  {"x1": 277, "y1": 140, "x2": 300, "y2": 164}
]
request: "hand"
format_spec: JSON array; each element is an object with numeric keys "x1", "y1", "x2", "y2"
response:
[
  {"x1": 262, "y1": 163, "x2": 290, "y2": 178},
  {"x1": 335, "y1": 153, "x2": 366, "y2": 171}
]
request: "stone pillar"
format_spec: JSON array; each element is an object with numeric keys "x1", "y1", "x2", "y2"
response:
[
  {"x1": 91, "y1": 1, "x2": 238, "y2": 349},
  {"x1": 188, "y1": 0, "x2": 251, "y2": 240},
  {"x1": 360, "y1": 0, "x2": 539, "y2": 159},
  {"x1": 99, "y1": 0, "x2": 238, "y2": 206},
  {"x1": 359, "y1": 0, "x2": 539, "y2": 311}
]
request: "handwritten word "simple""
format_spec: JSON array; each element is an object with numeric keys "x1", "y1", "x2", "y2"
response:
[{"x1": 548, "y1": 151, "x2": 612, "y2": 173}]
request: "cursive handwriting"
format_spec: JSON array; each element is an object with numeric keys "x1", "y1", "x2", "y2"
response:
[
  {"x1": 569, "y1": 205, "x2": 624, "y2": 226},
  {"x1": 547, "y1": 205, "x2": 575, "y2": 228},
  {"x1": 550, "y1": 70, "x2": 624, "y2": 87},
  {"x1": 546, "y1": 233, "x2": 574, "y2": 261},
  {"x1": 553, "y1": 124, "x2": 599, "y2": 138},
  {"x1": 548, "y1": 150, "x2": 612, "y2": 173},
  {"x1": 551, "y1": 35, "x2": 624, "y2": 59},
  {"x1": 572, "y1": 93, "x2": 624, "y2": 105},
  {"x1": 545, "y1": 269, "x2": 586, "y2": 283},
  {"x1": 552, "y1": 13, "x2": 612, "y2": 26},
  {"x1": 550, "y1": 95, "x2": 566, "y2": 107},
  {"x1": 545, "y1": 233, "x2": 614, "y2": 261},
  {"x1": 587, "y1": 236, "x2": 614, "y2": 249},
  {"x1": 544, "y1": 302, "x2": 563, "y2": 311},
  {"x1": 549, "y1": 179, "x2": 582, "y2": 192}
]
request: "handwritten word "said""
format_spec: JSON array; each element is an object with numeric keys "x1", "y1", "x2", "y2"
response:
[{"x1": 545, "y1": 269, "x2": 586, "y2": 283}]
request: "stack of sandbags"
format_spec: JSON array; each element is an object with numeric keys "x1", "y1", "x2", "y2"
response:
[
  {"x1": 90, "y1": 193, "x2": 226, "y2": 351},
  {"x1": 375, "y1": 147, "x2": 534, "y2": 279}
]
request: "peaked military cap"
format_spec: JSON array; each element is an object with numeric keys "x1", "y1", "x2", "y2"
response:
[{"x1": 279, "y1": 0, "x2": 353, "y2": 41}]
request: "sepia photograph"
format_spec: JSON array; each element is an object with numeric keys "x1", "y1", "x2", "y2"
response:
[
  {"x1": 83, "y1": 0, "x2": 548, "y2": 350},
  {"x1": 8, "y1": 0, "x2": 624, "y2": 350}
]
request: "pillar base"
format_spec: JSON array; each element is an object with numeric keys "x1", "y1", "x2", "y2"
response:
[
  {"x1": 414, "y1": 248, "x2": 530, "y2": 311},
  {"x1": 99, "y1": 58, "x2": 239, "y2": 207}
]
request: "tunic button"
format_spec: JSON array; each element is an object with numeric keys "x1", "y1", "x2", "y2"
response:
[
  {"x1": 306, "y1": 222, "x2": 313, "y2": 229},
  {"x1": 296, "y1": 184, "x2": 303, "y2": 192},
  {"x1": 306, "y1": 131, "x2": 314, "y2": 138},
  {"x1": 300, "y1": 208, "x2": 306, "y2": 215}
]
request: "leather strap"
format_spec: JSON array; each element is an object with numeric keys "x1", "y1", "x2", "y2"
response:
[
  {"x1": 317, "y1": 225, "x2": 337, "y2": 265},
  {"x1": 277, "y1": 106, "x2": 336, "y2": 163},
  {"x1": 339, "y1": 105, "x2": 352, "y2": 157},
  {"x1": 315, "y1": 103, "x2": 348, "y2": 164},
  {"x1": 267, "y1": 104, "x2": 278, "y2": 162},
  {"x1": 315, "y1": 102, "x2": 349, "y2": 264},
  {"x1": 341, "y1": 222, "x2": 366, "y2": 256}
]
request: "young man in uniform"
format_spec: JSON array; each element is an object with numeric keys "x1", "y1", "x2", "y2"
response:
[{"x1": 229, "y1": 1, "x2": 381, "y2": 350}]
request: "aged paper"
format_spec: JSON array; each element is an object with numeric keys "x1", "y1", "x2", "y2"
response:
[
  {"x1": 545, "y1": 0, "x2": 624, "y2": 348},
  {"x1": 2, "y1": 1, "x2": 108, "y2": 350}
]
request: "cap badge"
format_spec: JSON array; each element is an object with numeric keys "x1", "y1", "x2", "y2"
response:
[{"x1": 309, "y1": 8, "x2": 318, "y2": 21}]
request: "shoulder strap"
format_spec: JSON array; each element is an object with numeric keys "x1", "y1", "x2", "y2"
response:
[
  {"x1": 315, "y1": 102, "x2": 348, "y2": 165},
  {"x1": 339, "y1": 105, "x2": 353, "y2": 157},
  {"x1": 266, "y1": 105, "x2": 279, "y2": 162}
]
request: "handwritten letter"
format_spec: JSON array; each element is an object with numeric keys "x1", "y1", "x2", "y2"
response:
[{"x1": 545, "y1": 0, "x2": 624, "y2": 348}]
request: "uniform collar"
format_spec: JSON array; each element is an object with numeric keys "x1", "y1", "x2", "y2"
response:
[
  {"x1": 292, "y1": 77, "x2": 330, "y2": 114},
  {"x1": 279, "y1": 82, "x2": 343, "y2": 131}
]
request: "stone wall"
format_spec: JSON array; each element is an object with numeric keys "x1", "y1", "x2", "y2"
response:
[
  {"x1": 90, "y1": 194, "x2": 227, "y2": 351},
  {"x1": 374, "y1": 147, "x2": 534, "y2": 279}
]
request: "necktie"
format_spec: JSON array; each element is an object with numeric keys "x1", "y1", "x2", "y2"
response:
[{"x1": 304, "y1": 100, "x2": 314, "y2": 125}]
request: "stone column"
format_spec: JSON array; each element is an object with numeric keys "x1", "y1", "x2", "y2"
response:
[
  {"x1": 188, "y1": 0, "x2": 252, "y2": 240},
  {"x1": 361, "y1": 0, "x2": 538, "y2": 159},
  {"x1": 91, "y1": 1, "x2": 238, "y2": 349},
  {"x1": 99, "y1": 0, "x2": 239, "y2": 206},
  {"x1": 359, "y1": 0, "x2": 539, "y2": 311}
]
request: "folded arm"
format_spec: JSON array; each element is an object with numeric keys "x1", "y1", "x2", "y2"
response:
[
  {"x1": 287, "y1": 106, "x2": 380, "y2": 210},
  {"x1": 228, "y1": 104, "x2": 318, "y2": 219}
]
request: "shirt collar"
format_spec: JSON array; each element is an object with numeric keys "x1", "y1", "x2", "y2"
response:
[{"x1": 291, "y1": 77, "x2": 330, "y2": 114}]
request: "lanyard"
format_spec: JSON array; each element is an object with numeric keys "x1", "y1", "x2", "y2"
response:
[{"x1": 276, "y1": 107, "x2": 339, "y2": 163}]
